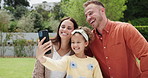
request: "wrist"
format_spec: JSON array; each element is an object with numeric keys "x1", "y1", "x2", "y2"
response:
[{"x1": 38, "y1": 56, "x2": 46, "y2": 63}]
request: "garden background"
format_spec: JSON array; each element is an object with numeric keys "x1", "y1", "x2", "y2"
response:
[{"x1": 0, "y1": 0, "x2": 147, "y2": 78}]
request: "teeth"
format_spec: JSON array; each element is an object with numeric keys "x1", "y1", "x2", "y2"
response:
[
  {"x1": 62, "y1": 32, "x2": 68, "y2": 35},
  {"x1": 90, "y1": 20, "x2": 94, "y2": 24},
  {"x1": 74, "y1": 48, "x2": 79, "y2": 50}
]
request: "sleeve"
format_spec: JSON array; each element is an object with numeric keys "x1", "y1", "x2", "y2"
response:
[
  {"x1": 32, "y1": 59, "x2": 45, "y2": 78},
  {"x1": 93, "y1": 60, "x2": 103, "y2": 78},
  {"x1": 123, "y1": 24, "x2": 148, "y2": 77},
  {"x1": 41, "y1": 56, "x2": 69, "y2": 72}
]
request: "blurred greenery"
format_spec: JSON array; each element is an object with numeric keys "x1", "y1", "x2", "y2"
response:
[{"x1": 135, "y1": 26, "x2": 148, "y2": 41}]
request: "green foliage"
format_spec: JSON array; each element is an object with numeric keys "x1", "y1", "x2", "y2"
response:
[
  {"x1": 29, "y1": 11, "x2": 43, "y2": 31},
  {"x1": 43, "y1": 18, "x2": 60, "y2": 32},
  {"x1": 0, "y1": 33, "x2": 12, "y2": 57},
  {"x1": 13, "y1": 39, "x2": 27, "y2": 57},
  {"x1": 61, "y1": 0, "x2": 88, "y2": 26},
  {"x1": 61, "y1": 0, "x2": 127, "y2": 27},
  {"x1": 51, "y1": 3, "x2": 65, "y2": 20},
  {"x1": 100, "y1": 0, "x2": 127, "y2": 21},
  {"x1": 13, "y1": 5, "x2": 29, "y2": 19},
  {"x1": 129, "y1": 18, "x2": 148, "y2": 26},
  {"x1": 13, "y1": 38, "x2": 36, "y2": 57},
  {"x1": 123, "y1": 0, "x2": 148, "y2": 21},
  {"x1": 0, "y1": 10, "x2": 12, "y2": 32},
  {"x1": 9, "y1": 20, "x2": 18, "y2": 32},
  {"x1": 4, "y1": 0, "x2": 29, "y2": 9},
  {"x1": 35, "y1": 5, "x2": 50, "y2": 21},
  {"x1": 16, "y1": 15, "x2": 37, "y2": 32},
  {"x1": 135, "y1": 26, "x2": 148, "y2": 41}
]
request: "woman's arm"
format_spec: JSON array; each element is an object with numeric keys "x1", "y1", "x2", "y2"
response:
[{"x1": 32, "y1": 60, "x2": 45, "y2": 78}]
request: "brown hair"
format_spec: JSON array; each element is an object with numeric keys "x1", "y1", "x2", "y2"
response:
[
  {"x1": 83, "y1": 0, "x2": 105, "y2": 8},
  {"x1": 51, "y1": 17, "x2": 78, "y2": 50}
]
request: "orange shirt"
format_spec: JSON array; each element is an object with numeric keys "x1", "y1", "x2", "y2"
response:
[{"x1": 87, "y1": 20, "x2": 148, "y2": 78}]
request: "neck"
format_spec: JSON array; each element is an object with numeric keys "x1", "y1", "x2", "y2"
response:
[
  {"x1": 75, "y1": 52, "x2": 87, "y2": 58},
  {"x1": 57, "y1": 39, "x2": 71, "y2": 56},
  {"x1": 97, "y1": 18, "x2": 108, "y2": 35},
  {"x1": 60, "y1": 39, "x2": 70, "y2": 49}
]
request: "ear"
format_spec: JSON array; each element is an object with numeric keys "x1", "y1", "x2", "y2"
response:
[{"x1": 85, "y1": 41, "x2": 89, "y2": 47}]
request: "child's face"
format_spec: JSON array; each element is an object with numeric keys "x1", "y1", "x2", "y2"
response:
[{"x1": 71, "y1": 33, "x2": 88, "y2": 54}]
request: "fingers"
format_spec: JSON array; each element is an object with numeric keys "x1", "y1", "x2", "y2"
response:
[
  {"x1": 44, "y1": 46, "x2": 52, "y2": 53},
  {"x1": 38, "y1": 37, "x2": 46, "y2": 46},
  {"x1": 37, "y1": 40, "x2": 52, "y2": 55},
  {"x1": 43, "y1": 41, "x2": 52, "y2": 49}
]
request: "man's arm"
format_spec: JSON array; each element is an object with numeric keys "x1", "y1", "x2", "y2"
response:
[{"x1": 124, "y1": 23, "x2": 148, "y2": 77}]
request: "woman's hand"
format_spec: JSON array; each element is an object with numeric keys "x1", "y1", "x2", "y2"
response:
[{"x1": 36, "y1": 37, "x2": 52, "y2": 63}]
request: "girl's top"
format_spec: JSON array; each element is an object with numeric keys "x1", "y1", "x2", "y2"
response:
[{"x1": 42, "y1": 55, "x2": 103, "y2": 78}]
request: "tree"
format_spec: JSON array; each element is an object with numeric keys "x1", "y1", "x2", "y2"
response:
[
  {"x1": 13, "y1": 5, "x2": 29, "y2": 19},
  {"x1": 0, "y1": 10, "x2": 12, "y2": 57},
  {"x1": 16, "y1": 15, "x2": 37, "y2": 32},
  {"x1": 28, "y1": 11, "x2": 43, "y2": 32},
  {"x1": 100, "y1": 0, "x2": 127, "y2": 21},
  {"x1": 51, "y1": 3, "x2": 65, "y2": 20},
  {"x1": 123, "y1": 0, "x2": 148, "y2": 21},
  {"x1": 61, "y1": 0, "x2": 88, "y2": 26},
  {"x1": 0, "y1": 10, "x2": 12, "y2": 32},
  {"x1": 3, "y1": 0, "x2": 29, "y2": 14},
  {"x1": 61, "y1": 0, "x2": 127, "y2": 27},
  {"x1": 4, "y1": 0, "x2": 29, "y2": 9},
  {"x1": 35, "y1": 4, "x2": 50, "y2": 21}
]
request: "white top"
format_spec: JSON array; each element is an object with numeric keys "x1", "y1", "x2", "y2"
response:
[{"x1": 49, "y1": 46, "x2": 71, "y2": 78}]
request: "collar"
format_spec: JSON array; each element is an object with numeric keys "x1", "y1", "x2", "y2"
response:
[{"x1": 92, "y1": 19, "x2": 112, "y2": 35}]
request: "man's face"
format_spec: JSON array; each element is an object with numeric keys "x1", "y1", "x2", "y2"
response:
[{"x1": 84, "y1": 4, "x2": 103, "y2": 29}]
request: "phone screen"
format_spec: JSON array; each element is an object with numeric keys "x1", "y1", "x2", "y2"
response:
[{"x1": 38, "y1": 30, "x2": 51, "y2": 54}]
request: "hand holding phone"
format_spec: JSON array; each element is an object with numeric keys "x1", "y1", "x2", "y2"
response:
[{"x1": 38, "y1": 30, "x2": 51, "y2": 54}]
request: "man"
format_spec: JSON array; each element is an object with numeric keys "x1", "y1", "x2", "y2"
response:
[{"x1": 84, "y1": 1, "x2": 148, "y2": 78}]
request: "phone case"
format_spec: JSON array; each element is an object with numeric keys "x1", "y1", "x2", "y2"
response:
[{"x1": 38, "y1": 30, "x2": 51, "y2": 54}]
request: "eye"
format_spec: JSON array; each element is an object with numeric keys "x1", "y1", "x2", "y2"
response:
[
  {"x1": 67, "y1": 27, "x2": 72, "y2": 30},
  {"x1": 71, "y1": 41, "x2": 74, "y2": 44},
  {"x1": 61, "y1": 25, "x2": 65, "y2": 28},
  {"x1": 77, "y1": 42, "x2": 81, "y2": 43},
  {"x1": 89, "y1": 11, "x2": 93, "y2": 16}
]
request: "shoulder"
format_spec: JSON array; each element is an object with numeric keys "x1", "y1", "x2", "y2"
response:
[
  {"x1": 114, "y1": 21, "x2": 134, "y2": 29},
  {"x1": 87, "y1": 56, "x2": 98, "y2": 64}
]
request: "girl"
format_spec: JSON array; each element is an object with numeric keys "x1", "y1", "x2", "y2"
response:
[
  {"x1": 33, "y1": 17, "x2": 78, "y2": 78},
  {"x1": 36, "y1": 27, "x2": 103, "y2": 78}
]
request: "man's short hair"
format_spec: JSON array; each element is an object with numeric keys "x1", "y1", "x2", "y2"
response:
[{"x1": 83, "y1": 0, "x2": 105, "y2": 8}]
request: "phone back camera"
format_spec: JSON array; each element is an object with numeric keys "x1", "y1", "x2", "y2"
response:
[{"x1": 39, "y1": 31, "x2": 43, "y2": 37}]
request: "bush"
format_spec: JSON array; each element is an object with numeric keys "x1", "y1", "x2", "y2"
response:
[
  {"x1": 13, "y1": 39, "x2": 36, "y2": 57},
  {"x1": 13, "y1": 39, "x2": 27, "y2": 57},
  {"x1": 135, "y1": 26, "x2": 148, "y2": 41},
  {"x1": 130, "y1": 18, "x2": 148, "y2": 26}
]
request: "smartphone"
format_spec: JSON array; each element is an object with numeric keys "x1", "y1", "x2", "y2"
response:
[{"x1": 38, "y1": 30, "x2": 51, "y2": 54}]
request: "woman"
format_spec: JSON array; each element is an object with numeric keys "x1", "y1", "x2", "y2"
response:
[
  {"x1": 32, "y1": 17, "x2": 78, "y2": 78},
  {"x1": 36, "y1": 27, "x2": 103, "y2": 78}
]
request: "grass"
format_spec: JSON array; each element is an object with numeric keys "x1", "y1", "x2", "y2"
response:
[
  {"x1": 0, "y1": 58, "x2": 35, "y2": 78},
  {"x1": 0, "y1": 57, "x2": 140, "y2": 78}
]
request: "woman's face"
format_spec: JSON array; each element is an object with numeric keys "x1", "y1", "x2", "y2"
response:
[{"x1": 59, "y1": 20, "x2": 74, "y2": 40}]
